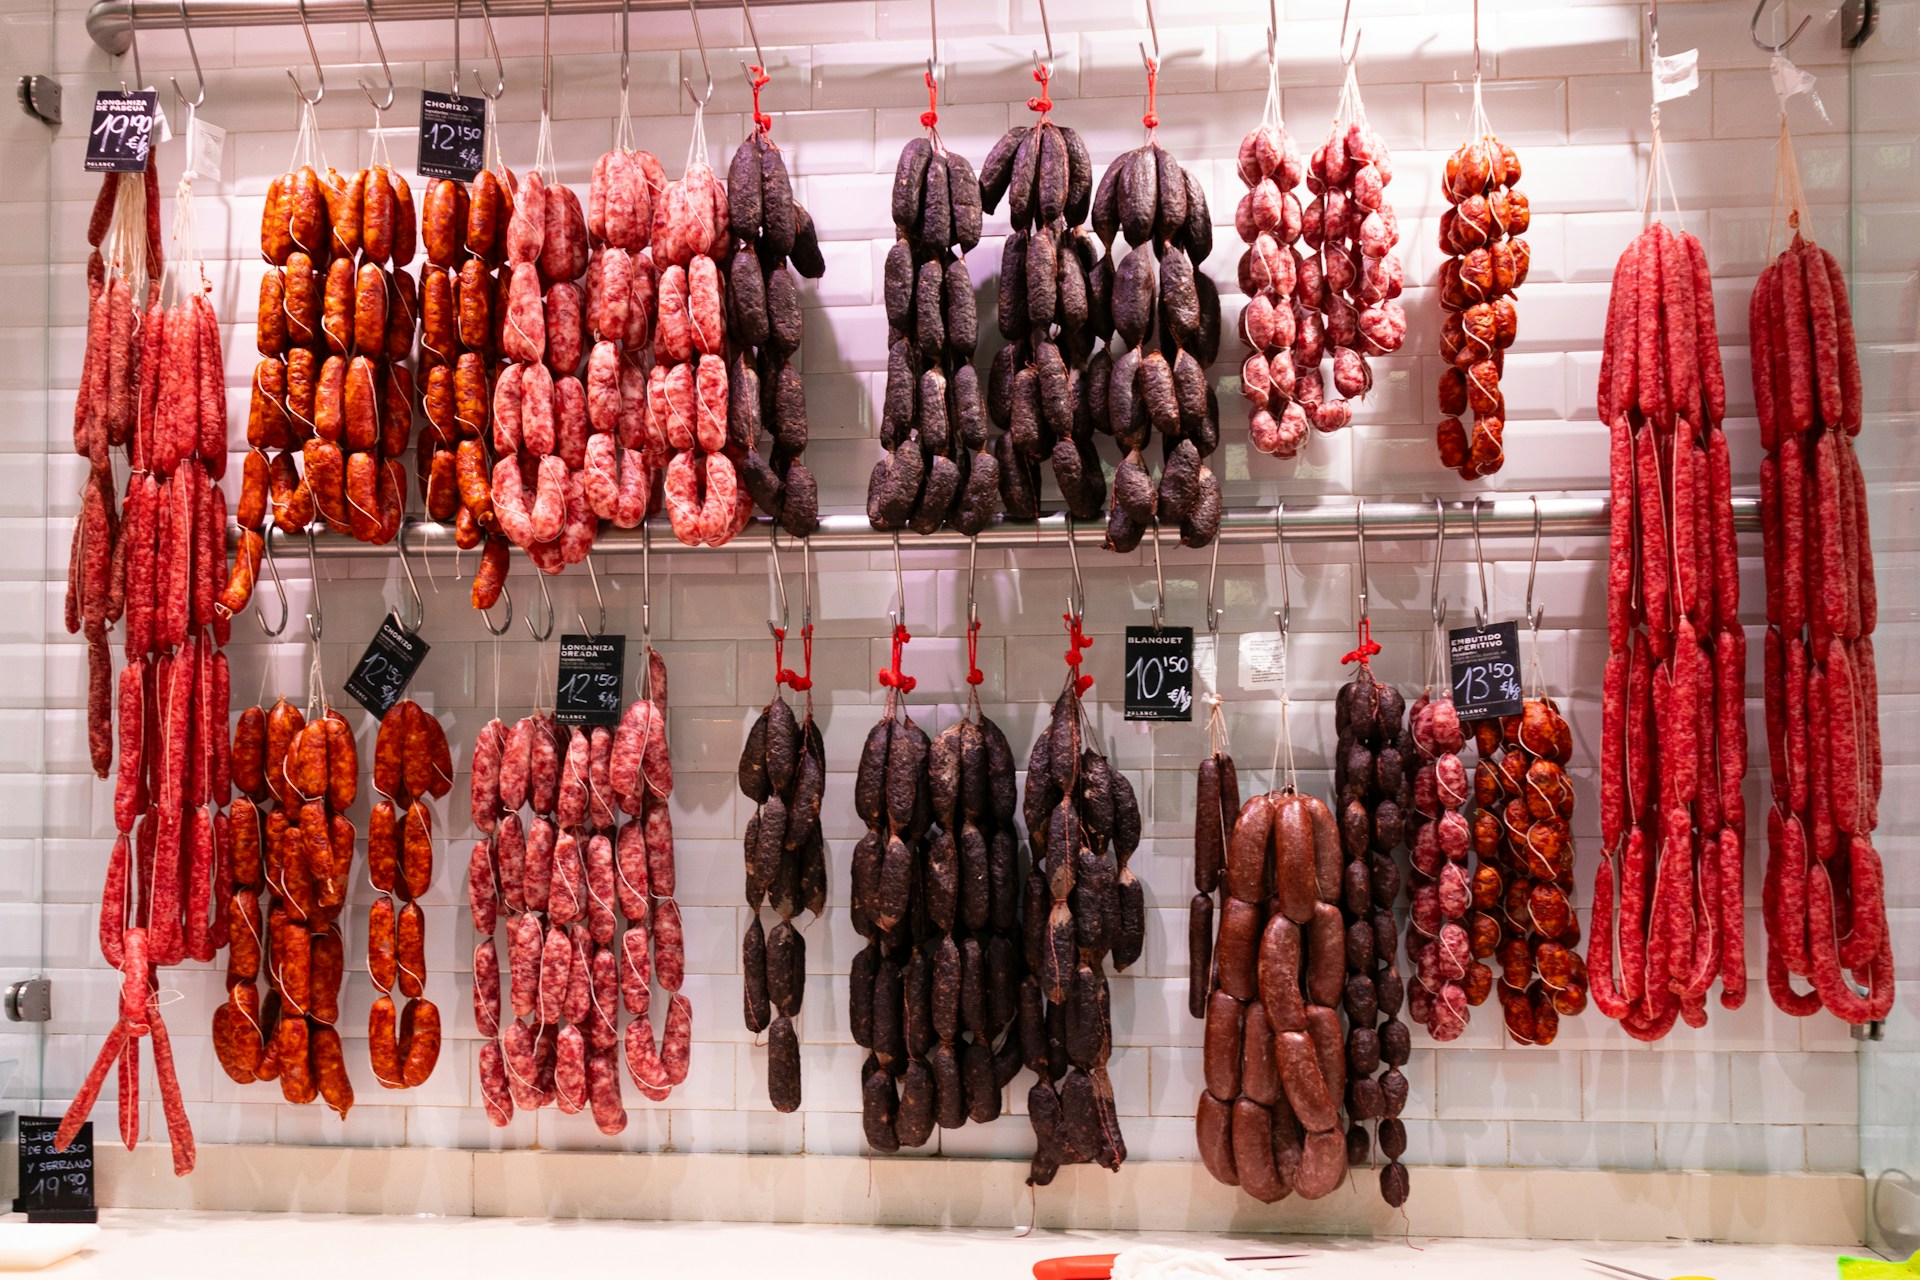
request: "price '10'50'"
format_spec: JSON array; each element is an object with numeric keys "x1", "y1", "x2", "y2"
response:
[{"x1": 1127, "y1": 654, "x2": 1193, "y2": 711}]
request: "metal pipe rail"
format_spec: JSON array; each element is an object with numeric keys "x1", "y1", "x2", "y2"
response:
[
  {"x1": 241, "y1": 496, "x2": 1764, "y2": 559},
  {"x1": 88, "y1": 0, "x2": 846, "y2": 54}
]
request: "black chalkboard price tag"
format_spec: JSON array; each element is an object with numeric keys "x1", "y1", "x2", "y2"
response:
[
  {"x1": 416, "y1": 90, "x2": 486, "y2": 181},
  {"x1": 1124, "y1": 625, "x2": 1194, "y2": 722},
  {"x1": 345, "y1": 615, "x2": 431, "y2": 718},
  {"x1": 15, "y1": 1116, "x2": 97, "y2": 1223},
  {"x1": 1448, "y1": 620, "x2": 1523, "y2": 721},
  {"x1": 85, "y1": 90, "x2": 157, "y2": 173},
  {"x1": 554, "y1": 634, "x2": 625, "y2": 727}
]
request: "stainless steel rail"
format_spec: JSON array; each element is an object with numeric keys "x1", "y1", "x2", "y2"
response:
[
  {"x1": 88, "y1": 0, "x2": 849, "y2": 55},
  {"x1": 240, "y1": 497, "x2": 1764, "y2": 559}
]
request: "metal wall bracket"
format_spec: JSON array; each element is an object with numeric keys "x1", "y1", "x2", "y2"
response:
[
  {"x1": 3, "y1": 977, "x2": 50, "y2": 1024},
  {"x1": 1852, "y1": 1019, "x2": 1886, "y2": 1042},
  {"x1": 15, "y1": 76, "x2": 61, "y2": 126}
]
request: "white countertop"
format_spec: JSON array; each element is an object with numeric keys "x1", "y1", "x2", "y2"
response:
[{"x1": 0, "y1": 1212, "x2": 1864, "y2": 1277}]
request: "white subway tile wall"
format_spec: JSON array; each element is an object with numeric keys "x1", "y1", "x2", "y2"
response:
[{"x1": 2, "y1": 0, "x2": 1913, "y2": 1181}]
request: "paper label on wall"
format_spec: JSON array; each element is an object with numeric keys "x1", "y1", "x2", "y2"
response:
[
  {"x1": 1770, "y1": 53, "x2": 1831, "y2": 121},
  {"x1": 1652, "y1": 47, "x2": 1700, "y2": 102},
  {"x1": 1191, "y1": 632, "x2": 1219, "y2": 698},
  {"x1": 1239, "y1": 632, "x2": 1287, "y2": 689},
  {"x1": 185, "y1": 116, "x2": 224, "y2": 181}
]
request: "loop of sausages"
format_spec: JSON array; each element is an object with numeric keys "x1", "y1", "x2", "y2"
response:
[
  {"x1": 1745, "y1": 235, "x2": 1888, "y2": 1026},
  {"x1": 1436, "y1": 136, "x2": 1527, "y2": 479},
  {"x1": 1089, "y1": 141, "x2": 1224, "y2": 549},
  {"x1": 1590, "y1": 222, "x2": 1754, "y2": 1042},
  {"x1": 737, "y1": 693, "x2": 828, "y2": 1112}
]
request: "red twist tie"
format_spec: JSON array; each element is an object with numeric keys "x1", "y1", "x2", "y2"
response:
[
  {"x1": 965, "y1": 617, "x2": 984, "y2": 687},
  {"x1": 1062, "y1": 613, "x2": 1094, "y2": 696},
  {"x1": 1027, "y1": 63, "x2": 1054, "y2": 116},
  {"x1": 921, "y1": 68, "x2": 940, "y2": 130},
  {"x1": 1341, "y1": 617, "x2": 1383, "y2": 667},
  {"x1": 1142, "y1": 58, "x2": 1160, "y2": 130},
  {"x1": 878, "y1": 623, "x2": 917, "y2": 694},
  {"x1": 748, "y1": 65, "x2": 773, "y2": 136}
]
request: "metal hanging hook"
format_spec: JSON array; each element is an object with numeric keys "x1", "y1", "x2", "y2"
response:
[
  {"x1": 1524, "y1": 496, "x2": 1546, "y2": 634},
  {"x1": 1751, "y1": 0, "x2": 1813, "y2": 52},
  {"x1": 799, "y1": 533, "x2": 813, "y2": 629},
  {"x1": 123, "y1": 2, "x2": 143, "y2": 91},
  {"x1": 473, "y1": 0, "x2": 506, "y2": 101},
  {"x1": 1064, "y1": 513, "x2": 1085, "y2": 621},
  {"x1": 541, "y1": 0, "x2": 554, "y2": 119},
  {"x1": 1354, "y1": 499, "x2": 1370, "y2": 627},
  {"x1": 684, "y1": 0, "x2": 715, "y2": 106},
  {"x1": 392, "y1": 521, "x2": 426, "y2": 635},
  {"x1": 1147, "y1": 520, "x2": 1167, "y2": 632},
  {"x1": 450, "y1": 0, "x2": 462, "y2": 94},
  {"x1": 525, "y1": 570, "x2": 556, "y2": 642},
  {"x1": 1472, "y1": 0, "x2": 1482, "y2": 80},
  {"x1": 619, "y1": 0, "x2": 632, "y2": 100},
  {"x1": 889, "y1": 530, "x2": 907, "y2": 632},
  {"x1": 358, "y1": 0, "x2": 396, "y2": 112},
  {"x1": 1429, "y1": 499, "x2": 1448, "y2": 630},
  {"x1": 1033, "y1": 0, "x2": 1055, "y2": 78},
  {"x1": 1205, "y1": 532, "x2": 1221, "y2": 635},
  {"x1": 927, "y1": 0, "x2": 939, "y2": 90},
  {"x1": 480, "y1": 581, "x2": 515, "y2": 636},
  {"x1": 169, "y1": 0, "x2": 205, "y2": 110},
  {"x1": 1266, "y1": 0, "x2": 1278, "y2": 63},
  {"x1": 304, "y1": 527, "x2": 325, "y2": 644},
  {"x1": 1339, "y1": 0, "x2": 1362, "y2": 65},
  {"x1": 740, "y1": 0, "x2": 765, "y2": 92},
  {"x1": 1275, "y1": 502, "x2": 1290, "y2": 641},
  {"x1": 639, "y1": 520, "x2": 654, "y2": 643},
  {"x1": 287, "y1": 0, "x2": 327, "y2": 106},
  {"x1": 256, "y1": 529, "x2": 291, "y2": 639},
  {"x1": 579, "y1": 557, "x2": 608, "y2": 637},
  {"x1": 768, "y1": 527, "x2": 790, "y2": 636},
  {"x1": 1139, "y1": 0, "x2": 1159, "y2": 69},
  {"x1": 965, "y1": 534, "x2": 979, "y2": 629},
  {"x1": 1471, "y1": 498, "x2": 1492, "y2": 628}
]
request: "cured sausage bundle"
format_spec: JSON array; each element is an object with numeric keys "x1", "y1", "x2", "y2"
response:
[
  {"x1": 365, "y1": 699, "x2": 451, "y2": 1093},
  {"x1": 1435, "y1": 133, "x2": 1529, "y2": 479},
  {"x1": 1091, "y1": 138, "x2": 1225, "y2": 550},
  {"x1": 1330, "y1": 667, "x2": 1412, "y2": 1203},
  {"x1": 655, "y1": 130, "x2": 751, "y2": 546},
  {"x1": 1194, "y1": 783, "x2": 1356, "y2": 1203},
  {"x1": 977, "y1": 108, "x2": 1107, "y2": 524},
  {"x1": 489, "y1": 161, "x2": 603, "y2": 573},
  {"x1": 418, "y1": 154, "x2": 517, "y2": 608},
  {"x1": 213, "y1": 700, "x2": 360, "y2": 1116},
  {"x1": 1469, "y1": 703, "x2": 1588, "y2": 1044},
  {"x1": 738, "y1": 688, "x2": 827, "y2": 1112},
  {"x1": 1234, "y1": 108, "x2": 1313, "y2": 461},
  {"x1": 580, "y1": 144, "x2": 667, "y2": 543},
  {"x1": 1589, "y1": 221, "x2": 1748, "y2": 1038},
  {"x1": 1293, "y1": 64, "x2": 1405, "y2": 437},
  {"x1": 1751, "y1": 218, "x2": 1890, "y2": 1022},
  {"x1": 726, "y1": 126, "x2": 824, "y2": 537},
  {"x1": 62, "y1": 162, "x2": 229, "y2": 1177},
  {"x1": 868, "y1": 130, "x2": 995, "y2": 535},
  {"x1": 1403, "y1": 682, "x2": 1482, "y2": 1041},
  {"x1": 1188, "y1": 747, "x2": 1240, "y2": 1022},
  {"x1": 1018, "y1": 667, "x2": 1142, "y2": 1183},
  {"x1": 249, "y1": 154, "x2": 415, "y2": 550}
]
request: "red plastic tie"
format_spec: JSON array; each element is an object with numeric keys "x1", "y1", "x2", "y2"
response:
[
  {"x1": 1341, "y1": 616, "x2": 1383, "y2": 667},
  {"x1": 1027, "y1": 63, "x2": 1054, "y2": 116},
  {"x1": 748, "y1": 64, "x2": 773, "y2": 135},
  {"x1": 878, "y1": 623, "x2": 917, "y2": 694},
  {"x1": 1062, "y1": 612, "x2": 1094, "y2": 696},
  {"x1": 965, "y1": 617, "x2": 984, "y2": 687},
  {"x1": 1142, "y1": 58, "x2": 1160, "y2": 130},
  {"x1": 921, "y1": 68, "x2": 940, "y2": 130},
  {"x1": 772, "y1": 624, "x2": 813, "y2": 692}
]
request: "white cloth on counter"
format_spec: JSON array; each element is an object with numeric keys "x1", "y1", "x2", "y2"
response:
[{"x1": 1109, "y1": 1245, "x2": 1254, "y2": 1280}]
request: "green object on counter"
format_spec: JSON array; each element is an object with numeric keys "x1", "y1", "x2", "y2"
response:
[{"x1": 1836, "y1": 1251, "x2": 1920, "y2": 1277}]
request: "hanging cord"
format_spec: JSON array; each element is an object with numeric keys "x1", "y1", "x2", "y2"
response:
[
  {"x1": 748, "y1": 64, "x2": 773, "y2": 136},
  {"x1": 1768, "y1": 112, "x2": 1816, "y2": 256}
]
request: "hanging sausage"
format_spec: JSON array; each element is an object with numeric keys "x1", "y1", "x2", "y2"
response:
[
  {"x1": 976, "y1": 65, "x2": 1105, "y2": 524},
  {"x1": 869, "y1": 75, "x2": 993, "y2": 535},
  {"x1": 366, "y1": 699, "x2": 451, "y2": 1093},
  {"x1": 1234, "y1": 58, "x2": 1312, "y2": 461},
  {"x1": 1752, "y1": 125, "x2": 1891, "y2": 1024},
  {"x1": 1588, "y1": 121, "x2": 1747, "y2": 1036},
  {"x1": 726, "y1": 67, "x2": 824, "y2": 537},
  {"x1": 1018, "y1": 611, "x2": 1139, "y2": 1183},
  {"x1": 1090, "y1": 53, "x2": 1224, "y2": 550}
]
